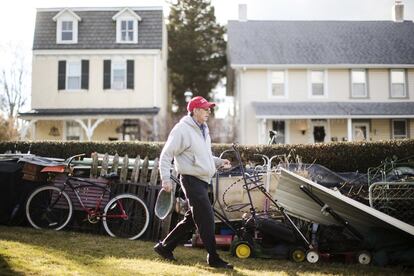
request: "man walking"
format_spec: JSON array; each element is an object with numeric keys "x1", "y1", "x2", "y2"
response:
[{"x1": 154, "y1": 96, "x2": 234, "y2": 269}]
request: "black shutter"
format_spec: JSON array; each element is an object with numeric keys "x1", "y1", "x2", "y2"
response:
[
  {"x1": 127, "y1": 60, "x2": 134, "y2": 89},
  {"x1": 58, "y1": 60, "x2": 66, "y2": 90},
  {"x1": 103, "y1": 60, "x2": 111, "y2": 89},
  {"x1": 81, "y1": 60, "x2": 89, "y2": 89}
]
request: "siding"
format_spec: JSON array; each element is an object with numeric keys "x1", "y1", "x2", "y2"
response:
[
  {"x1": 238, "y1": 68, "x2": 414, "y2": 144},
  {"x1": 330, "y1": 119, "x2": 347, "y2": 142},
  {"x1": 368, "y1": 70, "x2": 389, "y2": 100},
  {"x1": 371, "y1": 119, "x2": 391, "y2": 141},
  {"x1": 91, "y1": 119, "x2": 120, "y2": 141},
  {"x1": 31, "y1": 54, "x2": 162, "y2": 109},
  {"x1": 35, "y1": 121, "x2": 64, "y2": 141}
]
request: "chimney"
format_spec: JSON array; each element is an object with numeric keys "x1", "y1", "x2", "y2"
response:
[
  {"x1": 392, "y1": 0, "x2": 404, "y2": 22},
  {"x1": 239, "y1": 4, "x2": 247, "y2": 22}
]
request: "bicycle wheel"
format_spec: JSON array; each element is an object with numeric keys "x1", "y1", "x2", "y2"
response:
[
  {"x1": 26, "y1": 185, "x2": 73, "y2": 230},
  {"x1": 103, "y1": 194, "x2": 149, "y2": 240}
]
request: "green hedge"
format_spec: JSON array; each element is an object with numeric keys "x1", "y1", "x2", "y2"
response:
[
  {"x1": 1, "y1": 139, "x2": 414, "y2": 173},
  {"x1": 0, "y1": 141, "x2": 164, "y2": 160},
  {"x1": 222, "y1": 139, "x2": 414, "y2": 173}
]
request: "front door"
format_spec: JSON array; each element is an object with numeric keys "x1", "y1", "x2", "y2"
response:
[
  {"x1": 270, "y1": 120, "x2": 285, "y2": 144},
  {"x1": 313, "y1": 126, "x2": 325, "y2": 143},
  {"x1": 352, "y1": 123, "x2": 369, "y2": 141},
  {"x1": 311, "y1": 120, "x2": 329, "y2": 143}
]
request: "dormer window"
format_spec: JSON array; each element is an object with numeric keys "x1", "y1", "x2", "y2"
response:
[
  {"x1": 62, "y1": 21, "x2": 73, "y2": 41},
  {"x1": 112, "y1": 8, "x2": 141, "y2": 44},
  {"x1": 53, "y1": 8, "x2": 81, "y2": 44},
  {"x1": 121, "y1": 20, "x2": 134, "y2": 42}
]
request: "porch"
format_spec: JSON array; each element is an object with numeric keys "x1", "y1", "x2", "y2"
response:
[
  {"x1": 252, "y1": 102, "x2": 414, "y2": 144},
  {"x1": 18, "y1": 108, "x2": 160, "y2": 142}
]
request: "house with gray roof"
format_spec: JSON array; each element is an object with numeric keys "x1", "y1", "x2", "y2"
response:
[
  {"x1": 227, "y1": 2, "x2": 414, "y2": 144},
  {"x1": 19, "y1": 7, "x2": 167, "y2": 141}
]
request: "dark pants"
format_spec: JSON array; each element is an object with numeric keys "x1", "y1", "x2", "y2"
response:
[{"x1": 161, "y1": 175, "x2": 218, "y2": 258}]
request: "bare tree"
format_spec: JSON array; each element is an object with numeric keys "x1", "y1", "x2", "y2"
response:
[{"x1": 0, "y1": 43, "x2": 28, "y2": 120}]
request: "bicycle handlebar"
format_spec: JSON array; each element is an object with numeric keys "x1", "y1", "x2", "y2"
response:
[{"x1": 65, "y1": 153, "x2": 86, "y2": 167}]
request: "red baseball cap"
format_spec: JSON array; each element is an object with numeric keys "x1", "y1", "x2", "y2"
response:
[{"x1": 187, "y1": 96, "x2": 216, "y2": 112}]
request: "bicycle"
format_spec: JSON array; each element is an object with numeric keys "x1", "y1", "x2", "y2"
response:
[{"x1": 25, "y1": 154, "x2": 150, "y2": 240}]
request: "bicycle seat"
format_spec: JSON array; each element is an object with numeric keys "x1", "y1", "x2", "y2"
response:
[{"x1": 102, "y1": 172, "x2": 119, "y2": 180}]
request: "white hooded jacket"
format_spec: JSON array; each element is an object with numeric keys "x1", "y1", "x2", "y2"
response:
[{"x1": 159, "y1": 115, "x2": 224, "y2": 183}]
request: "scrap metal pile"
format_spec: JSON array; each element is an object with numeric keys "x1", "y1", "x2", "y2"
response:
[{"x1": 212, "y1": 150, "x2": 414, "y2": 266}]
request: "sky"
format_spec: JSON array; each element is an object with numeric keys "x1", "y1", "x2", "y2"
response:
[
  {"x1": 0, "y1": 0, "x2": 413, "y2": 113},
  {"x1": 1, "y1": 0, "x2": 413, "y2": 52}
]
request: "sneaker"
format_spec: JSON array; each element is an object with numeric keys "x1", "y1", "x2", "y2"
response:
[
  {"x1": 154, "y1": 242, "x2": 177, "y2": 261},
  {"x1": 207, "y1": 255, "x2": 234, "y2": 269}
]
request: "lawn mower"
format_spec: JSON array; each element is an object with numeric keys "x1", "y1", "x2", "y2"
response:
[{"x1": 212, "y1": 144, "x2": 315, "y2": 263}]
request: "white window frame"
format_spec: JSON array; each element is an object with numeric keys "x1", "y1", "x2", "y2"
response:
[
  {"x1": 308, "y1": 69, "x2": 328, "y2": 98},
  {"x1": 61, "y1": 21, "x2": 74, "y2": 41},
  {"x1": 66, "y1": 60, "x2": 82, "y2": 90},
  {"x1": 268, "y1": 70, "x2": 288, "y2": 98},
  {"x1": 390, "y1": 69, "x2": 407, "y2": 98},
  {"x1": 392, "y1": 119, "x2": 408, "y2": 139},
  {"x1": 65, "y1": 121, "x2": 83, "y2": 141},
  {"x1": 351, "y1": 69, "x2": 368, "y2": 98},
  {"x1": 54, "y1": 9, "x2": 80, "y2": 44},
  {"x1": 116, "y1": 17, "x2": 138, "y2": 43},
  {"x1": 111, "y1": 60, "x2": 127, "y2": 90},
  {"x1": 120, "y1": 20, "x2": 135, "y2": 42},
  {"x1": 57, "y1": 19, "x2": 78, "y2": 43}
]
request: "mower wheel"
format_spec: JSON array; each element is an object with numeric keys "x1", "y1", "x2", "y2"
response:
[
  {"x1": 232, "y1": 242, "x2": 253, "y2": 259},
  {"x1": 356, "y1": 250, "x2": 372, "y2": 265},
  {"x1": 290, "y1": 247, "x2": 306, "y2": 263},
  {"x1": 306, "y1": 250, "x2": 319, "y2": 263}
]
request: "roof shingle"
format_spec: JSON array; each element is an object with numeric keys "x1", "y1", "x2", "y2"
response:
[
  {"x1": 33, "y1": 9, "x2": 163, "y2": 50},
  {"x1": 252, "y1": 102, "x2": 414, "y2": 116},
  {"x1": 19, "y1": 107, "x2": 160, "y2": 117},
  {"x1": 227, "y1": 20, "x2": 414, "y2": 65}
]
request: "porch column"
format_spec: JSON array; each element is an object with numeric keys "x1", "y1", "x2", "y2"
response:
[
  {"x1": 20, "y1": 119, "x2": 38, "y2": 140},
  {"x1": 75, "y1": 118, "x2": 105, "y2": 141},
  {"x1": 347, "y1": 118, "x2": 353, "y2": 142},
  {"x1": 258, "y1": 118, "x2": 267, "y2": 144},
  {"x1": 152, "y1": 116, "x2": 159, "y2": 141}
]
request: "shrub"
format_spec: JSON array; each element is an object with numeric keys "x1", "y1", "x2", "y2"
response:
[{"x1": 1, "y1": 139, "x2": 413, "y2": 173}]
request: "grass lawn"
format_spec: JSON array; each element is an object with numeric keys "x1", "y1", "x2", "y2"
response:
[{"x1": 0, "y1": 225, "x2": 409, "y2": 276}]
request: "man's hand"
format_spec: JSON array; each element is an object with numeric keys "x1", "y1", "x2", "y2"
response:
[
  {"x1": 221, "y1": 159, "x2": 232, "y2": 169},
  {"x1": 162, "y1": 180, "x2": 172, "y2": 193}
]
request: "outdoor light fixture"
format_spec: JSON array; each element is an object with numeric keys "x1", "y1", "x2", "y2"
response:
[
  {"x1": 49, "y1": 126, "x2": 60, "y2": 137},
  {"x1": 299, "y1": 123, "x2": 307, "y2": 135}
]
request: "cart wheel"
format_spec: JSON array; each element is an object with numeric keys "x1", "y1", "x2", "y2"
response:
[
  {"x1": 306, "y1": 250, "x2": 319, "y2": 263},
  {"x1": 290, "y1": 247, "x2": 306, "y2": 263},
  {"x1": 356, "y1": 251, "x2": 371, "y2": 265},
  {"x1": 232, "y1": 242, "x2": 252, "y2": 259}
]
